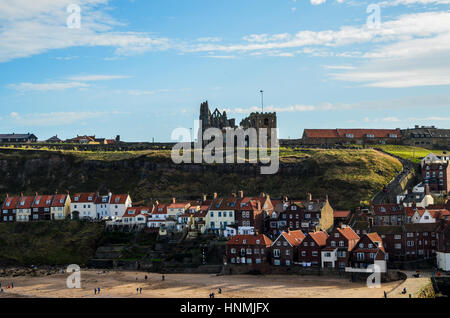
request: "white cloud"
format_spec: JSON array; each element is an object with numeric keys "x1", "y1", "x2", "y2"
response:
[
  {"x1": 67, "y1": 74, "x2": 131, "y2": 81},
  {"x1": 8, "y1": 110, "x2": 123, "y2": 126},
  {"x1": 0, "y1": 0, "x2": 170, "y2": 63},
  {"x1": 8, "y1": 82, "x2": 89, "y2": 92},
  {"x1": 379, "y1": 0, "x2": 450, "y2": 6}
]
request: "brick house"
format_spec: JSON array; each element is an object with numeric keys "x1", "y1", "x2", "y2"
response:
[
  {"x1": 297, "y1": 231, "x2": 329, "y2": 267},
  {"x1": 31, "y1": 194, "x2": 53, "y2": 221},
  {"x1": 1, "y1": 195, "x2": 20, "y2": 222},
  {"x1": 349, "y1": 233, "x2": 386, "y2": 269},
  {"x1": 421, "y1": 153, "x2": 450, "y2": 194},
  {"x1": 16, "y1": 195, "x2": 34, "y2": 222},
  {"x1": 283, "y1": 194, "x2": 334, "y2": 233},
  {"x1": 403, "y1": 223, "x2": 438, "y2": 260},
  {"x1": 235, "y1": 197, "x2": 263, "y2": 234},
  {"x1": 372, "y1": 203, "x2": 406, "y2": 226},
  {"x1": 271, "y1": 230, "x2": 306, "y2": 266},
  {"x1": 372, "y1": 226, "x2": 404, "y2": 261},
  {"x1": 436, "y1": 220, "x2": 450, "y2": 271},
  {"x1": 322, "y1": 226, "x2": 360, "y2": 269},
  {"x1": 226, "y1": 234, "x2": 273, "y2": 267},
  {"x1": 333, "y1": 210, "x2": 351, "y2": 227}
]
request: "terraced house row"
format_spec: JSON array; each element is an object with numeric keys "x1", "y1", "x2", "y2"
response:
[
  {"x1": 1, "y1": 192, "x2": 132, "y2": 222},
  {"x1": 225, "y1": 226, "x2": 387, "y2": 272}
]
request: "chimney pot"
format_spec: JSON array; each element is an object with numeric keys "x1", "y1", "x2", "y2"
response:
[
  {"x1": 172, "y1": 197, "x2": 176, "y2": 204},
  {"x1": 213, "y1": 193, "x2": 218, "y2": 199},
  {"x1": 238, "y1": 190, "x2": 244, "y2": 198}
]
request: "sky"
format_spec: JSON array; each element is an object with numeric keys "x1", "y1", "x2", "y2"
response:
[{"x1": 0, "y1": 0, "x2": 449, "y2": 142}]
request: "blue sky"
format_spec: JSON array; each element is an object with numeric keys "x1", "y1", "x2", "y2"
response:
[{"x1": 0, "y1": 0, "x2": 449, "y2": 141}]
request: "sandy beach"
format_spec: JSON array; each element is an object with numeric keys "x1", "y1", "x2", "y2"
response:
[{"x1": 0, "y1": 270, "x2": 402, "y2": 298}]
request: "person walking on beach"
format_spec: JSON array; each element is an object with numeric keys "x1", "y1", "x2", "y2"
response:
[
  {"x1": 98, "y1": 287, "x2": 101, "y2": 295},
  {"x1": 162, "y1": 275, "x2": 165, "y2": 281},
  {"x1": 11, "y1": 282, "x2": 14, "y2": 288},
  {"x1": 94, "y1": 288, "x2": 97, "y2": 295},
  {"x1": 145, "y1": 275, "x2": 148, "y2": 281},
  {"x1": 218, "y1": 288, "x2": 222, "y2": 294},
  {"x1": 139, "y1": 288, "x2": 142, "y2": 294}
]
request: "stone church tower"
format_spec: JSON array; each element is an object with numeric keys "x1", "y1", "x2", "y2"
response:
[{"x1": 240, "y1": 112, "x2": 278, "y2": 146}]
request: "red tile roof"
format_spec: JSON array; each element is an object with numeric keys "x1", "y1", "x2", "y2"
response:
[
  {"x1": 110, "y1": 194, "x2": 129, "y2": 205},
  {"x1": 72, "y1": 193, "x2": 97, "y2": 203},
  {"x1": 123, "y1": 206, "x2": 152, "y2": 218},
  {"x1": 304, "y1": 129, "x2": 339, "y2": 138},
  {"x1": 32, "y1": 195, "x2": 54, "y2": 208},
  {"x1": 282, "y1": 230, "x2": 306, "y2": 247},
  {"x1": 2, "y1": 196, "x2": 20, "y2": 210},
  {"x1": 51, "y1": 194, "x2": 68, "y2": 207},
  {"x1": 17, "y1": 196, "x2": 34, "y2": 209},
  {"x1": 337, "y1": 227, "x2": 360, "y2": 241},
  {"x1": 334, "y1": 210, "x2": 351, "y2": 218},
  {"x1": 308, "y1": 231, "x2": 329, "y2": 246},
  {"x1": 226, "y1": 234, "x2": 273, "y2": 247},
  {"x1": 153, "y1": 204, "x2": 168, "y2": 215}
]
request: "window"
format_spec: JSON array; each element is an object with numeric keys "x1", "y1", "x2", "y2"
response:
[
  {"x1": 301, "y1": 251, "x2": 306, "y2": 256},
  {"x1": 274, "y1": 259, "x2": 280, "y2": 266},
  {"x1": 255, "y1": 258, "x2": 261, "y2": 264},
  {"x1": 273, "y1": 249, "x2": 280, "y2": 257},
  {"x1": 331, "y1": 241, "x2": 336, "y2": 247},
  {"x1": 359, "y1": 243, "x2": 364, "y2": 248},
  {"x1": 335, "y1": 233, "x2": 340, "y2": 238},
  {"x1": 407, "y1": 232, "x2": 414, "y2": 238},
  {"x1": 339, "y1": 241, "x2": 344, "y2": 247},
  {"x1": 394, "y1": 235, "x2": 402, "y2": 240},
  {"x1": 357, "y1": 253, "x2": 365, "y2": 261},
  {"x1": 312, "y1": 251, "x2": 318, "y2": 257},
  {"x1": 407, "y1": 241, "x2": 414, "y2": 247}
]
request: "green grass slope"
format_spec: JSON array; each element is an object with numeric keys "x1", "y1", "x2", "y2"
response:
[
  {"x1": 0, "y1": 221, "x2": 104, "y2": 265},
  {"x1": 0, "y1": 147, "x2": 402, "y2": 210}
]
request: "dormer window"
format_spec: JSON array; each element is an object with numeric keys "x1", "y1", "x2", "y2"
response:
[
  {"x1": 345, "y1": 134, "x2": 354, "y2": 138},
  {"x1": 256, "y1": 240, "x2": 260, "y2": 244},
  {"x1": 389, "y1": 134, "x2": 398, "y2": 138},
  {"x1": 88, "y1": 196, "x2": 92, "y2": 201},
  {"x1": 21, "y1": 201, "x2": 25, "y2": 206},
  {"x1": 6, "y1": 202, "x2": 10, "y2": 207},
  {"x1": 36, "y1": 200, "x2": 40, "y2": 205},
  {"x1": 75, "y1": 197, "x2": 79, "y2": 201},
  {"x1": 366, "y1": 134, "x2": 375, "y2": 138},
  {"x1": 243, "y1": 240, "x2": 247, "y2": 244},
  {"x1": 115, "y1": 198, "x2": 119, "y2": 203},
  {"x1": 46, "y1": 200, "x2": 51, "y2": 204},
  {"x1": 60, "y1": 199, "x2": 64, "y2": 204},
  {"x1": 379, "y1": 207, "x2": 386, "y2": 213},
  {"x1": 128, "y1": 210, "x2": 134, "y2": 215}
]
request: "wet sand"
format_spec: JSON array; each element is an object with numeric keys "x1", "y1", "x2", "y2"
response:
[{"x1": 0, "y1": 270, "x2": 402, "y2": 298}]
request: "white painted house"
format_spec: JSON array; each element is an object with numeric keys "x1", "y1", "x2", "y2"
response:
[{"x1": 71, "y1": 193, "x2": 97, "y2": 219}]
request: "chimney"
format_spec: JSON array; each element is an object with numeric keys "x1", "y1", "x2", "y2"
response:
[
  {"x1": 266, "y1": 194, "x2": 270, "y2": 201},
  {"x1": 202, "y1": 194, "x2": 207, "y2": 201},
  {"x1": 55, "y1": 190, "x2": 58, "y2": 195},
  {"x1": 307, "y1": 193, "x2": 312, "y2": 201},
  {"x1": 261, "y1": 192, "x2": 266, "y2": 198},
  {"x1": 425, "y1": 184, "x2": 430, "y2": 196},
  {"x1": 20, "y1": 192, "x2": 23, "y2": 197},
  {"x1": 155, "y1": 200, "x2": 159, "y2": 206},
  {"x1": 232, "y1": 193, "x2": 236, "y2": 198},
  {"x1": 172, "y1": 197, "x2": 176, "y2": 204},
  {"x1": 238, "y1": 190, "x2": 244, "y2": 198},
  {"x1": 35, "y1": 192, "x2": 38, "y2": 197},
  {"x1": 213, "y1": 193, "x2": 218, "y2": 199},
  {"x1": 6, "y1": 193, "x2": 8, "y2": 198}
]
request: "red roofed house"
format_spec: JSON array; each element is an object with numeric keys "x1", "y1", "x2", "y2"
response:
[
  {"x1": 302, "y1": 128, "x2": 401, "y2": 146},
  {"x1": 122, "y1": 206, "x2": 152, "y2": 228},
  {"x1": 51, "y1": 193, "x2": 71, "y2": 220},
  {"x1": 1, "y1": 195, "x2": 20, "y2": 222},
  {"x1": 226, "y1": 234, "x2": 273, "y2": 268},
  {"x1": 271, "y1": 230, "x2": 306, "y2": 266},
  {"x1": 108, "y1": 194, "x2": 132, "y2": 219},
  {"x1": 70, "y1": 193, "x2": 98, "y2": 220},
  {"x1": 31, "y1": 194, "x2": 54, "y2": 221},
  {"x1": 322, "y1": 226, "x2": 360, "y2": 269},
  {"x1": 297, "y1": 231, "x2": 329, "y2": 267},
  {"x1": 235, "y1": 196, "x2": 263, "y2": 235},
  {"x1": 167, "y1": 198, "x2": 190, "y2": 219},
  {"x1": 349, "y1": 233, "x2": 386, "y2": 269},
  {"x1": 16, "y1": 195, "x2": 34, "y2": 222},
  {"x1": 148, "y1": 203, "x2": 171, "y2": 230},
  {"x1": 333, "y1": 210, "x2": 351, "y2": 227}
]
